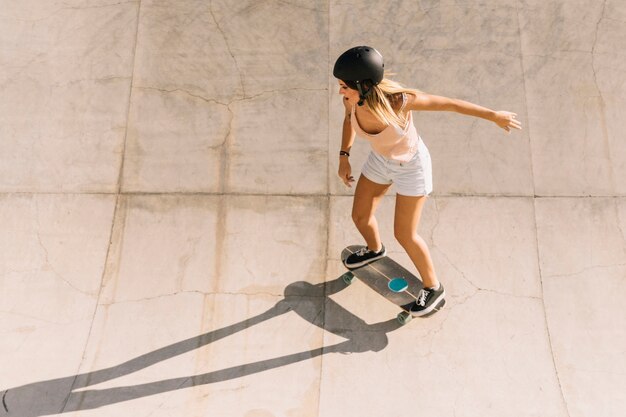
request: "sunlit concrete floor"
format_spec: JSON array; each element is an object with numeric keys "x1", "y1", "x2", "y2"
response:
[{"x1": 1, "y1": 1, "x2": 625, "y2": 416}]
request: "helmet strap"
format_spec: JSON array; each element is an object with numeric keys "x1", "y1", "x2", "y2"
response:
[{"x1": 356, "y1": 82, "x2": 367, "y2": 106}]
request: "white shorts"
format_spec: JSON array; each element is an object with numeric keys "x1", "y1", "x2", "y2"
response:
[{"x1": 361, "y1": 139, "x2": 433, "y2": 196}]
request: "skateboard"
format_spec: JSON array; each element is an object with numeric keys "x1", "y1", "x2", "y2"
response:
[{"x1": 341, "y1": 245, "x2": 446, "y2": 324}]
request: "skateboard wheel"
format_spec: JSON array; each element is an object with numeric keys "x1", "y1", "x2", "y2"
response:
[
  {"x1": 397, "y1": 311, "x2": 412, "y2": 325},
  {"x1": 342, "y1": 272, "x2": 356, "y2": 285}
]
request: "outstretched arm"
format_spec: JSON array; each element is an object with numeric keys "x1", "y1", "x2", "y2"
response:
[{"x1": 406, "y1": 92, "x2": 522, "y2": 133}]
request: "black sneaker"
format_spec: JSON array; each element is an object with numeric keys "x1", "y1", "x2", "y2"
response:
[
  {"x1": 410, "y1": 283, "x2": 445, "y2": 317},
  {"x1": 343, "y1": 245, "x2": 386, "y2": 269}
]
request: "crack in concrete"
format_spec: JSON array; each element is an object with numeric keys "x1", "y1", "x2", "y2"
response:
[
  {"x1": 4, "y1": 2, "x2": 623, "y2": 415},
  {"x1": 131, "y1": 85, "x2": 325, "y2": 170},
  {"x1": 435, "y1": 246, "x2": 479, "y2": 291},
  {"x1": 409, "y1": 292, "x2": 477, "y2": 356},
  {"x1": 531, "y1": 199, "x2": 571, "y2": 417},
  {"x1": 135, "y1": 85, "x2": 326, "y2": 105},
  {"x1": 429, "y1": 202, "x2": 540, "y2": 299},
  {"x1": 478, "y1": 287, "x2": 542, "y2": 301},
  {"x1": 176, "y1": 236, "x2": 201, "y2": 292},
  {"x1": 416, "y1": 285, "x2": 543, "y2": 359},
  {"x1": 545, "y1": 262, "x2": 626, "y2": 280},
  {"x1": 417, "y1": 306, "x2": 454, "y2": 347},
  {"x1": 449, "y1": 288, "x2": 480, "y2": 310},
  {"x1": 208, "y1": 0, "x2": 246, "y2": 98},
  {"x1": 33, "y1": 198, "x2": 96, "y2": 298},
  {"x1": 49, "y1": 77, "x2": 132, "y2": 88},
  {"x1": 134, "y1": 86, "x2": 230, "y2": 106},
  {"x1": 591, "y1": 0, "x2": 608, "y2": 59},
  {"x1": 60, "y1": 0, "x2": 142, "y2": 412}
]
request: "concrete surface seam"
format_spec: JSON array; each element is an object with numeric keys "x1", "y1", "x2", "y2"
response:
[
  {"x1": 2, "y1": 2, "x2": 138, "y2": 23},
  {"x1": 62, "y1": 1, "x2": 139, "y2": 12},
  {"x1": 214, "y1": 197, "x2": 227, "y2": 294},
  {"x1": 326, "y1": 18, "x2": 332, "y2": 224},
  {"x1": 4, "y1": 191, "x2": 626, "y2": 198},
  {"x1": 318, "y1": 22, "x2": 332, "y2": 416},
  {"x1": 219, "y1": 107, "x2": 234, "y2": 193},
  {"x1": 117, "y1": 0, "x2": 142, "y2": 195},
  {"x1": 515, "y1": 5, "x2": 537, "y2": 197},
  {"x1": 614, "y1": 201, "x2": 626, "y2": 249},
  {"x1": 97, "y1": 291, "x2": 290, "y2": 306},
  {"x1": 59, "y1": 194, "x2": 123, "y2": 413},
  {"x1": 59, "y1": 1, "x2": 143, "y2": 413},
  {"x1": 318, "y1": 195, "x2": 331, "y2": 417},
  {"x1": 590, "y1": 0, "x2": 615, "y2": 192},
  {"x1": 531, "y1": 198, "x2": 572, "y2": 417}
]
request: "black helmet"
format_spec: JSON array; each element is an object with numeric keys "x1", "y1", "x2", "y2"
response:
[{"x1": 333, "y1": 46, "x2": 384, "y2": 105}]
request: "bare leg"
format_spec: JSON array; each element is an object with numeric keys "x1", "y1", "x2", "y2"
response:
[
  {"x1": 351, "y1": 175, "x2": 391, "y2": 252},
  {"x1": 394, "y1": 194, "x2": 439, "y2": 288}
]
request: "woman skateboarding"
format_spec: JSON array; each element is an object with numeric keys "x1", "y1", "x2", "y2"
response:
[{"x1": 334, "y1": 46, "x2": 522, "y2": 317}]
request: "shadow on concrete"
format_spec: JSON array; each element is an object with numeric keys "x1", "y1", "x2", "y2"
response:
[{"x1": 1, "y1": 275, "x2": 403, "y2": 416}]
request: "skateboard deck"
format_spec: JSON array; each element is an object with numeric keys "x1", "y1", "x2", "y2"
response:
[{"x1": 341, "y1": 245, "x2": 446, "y2": 324}]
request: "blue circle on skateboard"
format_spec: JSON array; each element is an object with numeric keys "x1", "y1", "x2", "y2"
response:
[{"x1": 388, "y1": 277, "x2": 408, "y2": 292}]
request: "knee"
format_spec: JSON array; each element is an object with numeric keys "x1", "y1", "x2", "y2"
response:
[
  {"x1": 394, "y1": 228, "x2": 415, "y2": 247},
  {"x1": 352, "y1": 210, "x2": 370, "y2": 228}
]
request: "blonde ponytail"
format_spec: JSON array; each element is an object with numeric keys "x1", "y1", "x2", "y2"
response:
[{"x1": 364, "y1": 76, "x2": 421, "y2": 128}]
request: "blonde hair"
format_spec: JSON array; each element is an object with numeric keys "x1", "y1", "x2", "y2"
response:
[{"x1": 364, "y1": 75, "x2": 421, "y2": 128}]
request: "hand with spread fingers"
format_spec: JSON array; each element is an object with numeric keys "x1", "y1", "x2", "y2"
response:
[{"x1": 493, "y1": 111, "x2": 522, "y2": 133}]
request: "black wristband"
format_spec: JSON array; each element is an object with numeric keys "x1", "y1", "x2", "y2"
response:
[{"x1": 339, "y1": 151, "x2": 350, "y2": 157}]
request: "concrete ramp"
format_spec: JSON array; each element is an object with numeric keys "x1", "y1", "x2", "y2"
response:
[{"x1": 1, "y1": 1, "x2": 624, "y2": 416}]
